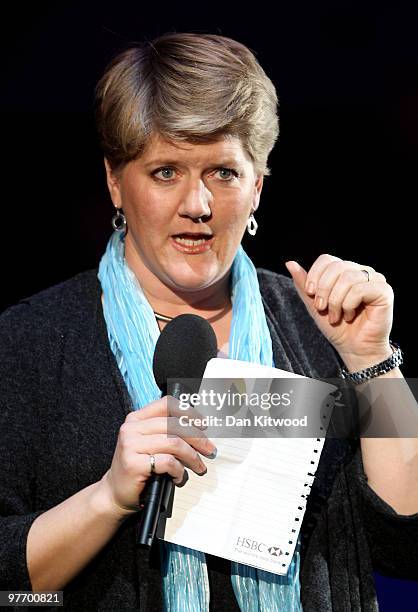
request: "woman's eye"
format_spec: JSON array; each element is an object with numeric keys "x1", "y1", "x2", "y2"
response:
[
  {"x1": 152, "y1": 166, "x2": 238, "y2": 182},
  {"x1": 216, "y1": 168, "x2": 239, "y2": 181},
  {"x1": 153, "y1": 167, "x2": 176, "y2": 180}
]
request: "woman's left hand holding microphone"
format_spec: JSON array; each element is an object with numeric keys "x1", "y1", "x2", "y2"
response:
[{"x1": 97, "y1": 396, "x2": 215, "y2": 520}]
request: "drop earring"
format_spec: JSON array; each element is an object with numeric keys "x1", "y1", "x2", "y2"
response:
[
  {"x1": 247, "y1": 213, "x2": 258, "y2": 236},
  {"x1": 111, "y1": 207, "x2": 127, "y2": 232}
]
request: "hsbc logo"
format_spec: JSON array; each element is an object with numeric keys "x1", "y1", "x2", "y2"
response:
[{"x1": 236, "y1": 537, "x2": 283, "y2": 557}]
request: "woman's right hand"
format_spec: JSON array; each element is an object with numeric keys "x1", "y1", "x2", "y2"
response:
[{"x1": 98, "y1": 396, "x2": 216, "y2": 519}]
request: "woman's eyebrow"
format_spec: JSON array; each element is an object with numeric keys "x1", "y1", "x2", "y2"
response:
[
  {"x1": 143, "y1": 158, "x2": 241, "y2": 168},
  {"x1": 144, "y1": 159, "x2": 179, "y2": 167}
]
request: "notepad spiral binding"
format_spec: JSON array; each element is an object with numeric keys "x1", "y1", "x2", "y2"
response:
[{"x1": 280, "y1": 396, "x2": 333, "y2": 568}]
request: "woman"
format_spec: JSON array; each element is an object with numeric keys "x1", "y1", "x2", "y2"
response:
[{"x1": 1, "y1": 32, "x2": 417, "y2": 612}]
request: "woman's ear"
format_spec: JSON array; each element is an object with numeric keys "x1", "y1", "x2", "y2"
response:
[
  {"x1": 104, "y1": 158, "x2": 122, "y2": 207},
  {"x1": 252, "y1": 174, "x2": 264, "y2": 213}
]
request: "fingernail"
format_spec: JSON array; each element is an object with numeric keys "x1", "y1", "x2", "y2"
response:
[
  {"x1": 177, "y1": 470, "x2": 189, "y2": 487},
  {"x1": 307, "y1": 282, "x2": 315, "y2": 294},
  {"x1": 329, "y1": 312, "x2": 336, "y2": 324},
  {"x1": 316, "y1": 296, "x2": 324, "y2": 309},
  {"x1": 289, "y1": 260, "x2": 301, "y2": 271},
  {"x1": 206, "y1": 447, "x2": 217, "y2": 459},
  {"x1": 198, "y1": 465, "x2": 208, "y2": 476}
]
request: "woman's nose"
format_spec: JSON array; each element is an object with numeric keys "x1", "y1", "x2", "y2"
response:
[{"x1": 178, "y1": 179, "x2": 213, "y2": 220}]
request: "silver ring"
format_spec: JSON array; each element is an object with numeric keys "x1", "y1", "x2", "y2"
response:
[
  {"x1": 149, "y1": 454, "x2": 156, "y2": 474},
  {"x1": 361, "y1": 269, "x2": 370, "y2": 282}
]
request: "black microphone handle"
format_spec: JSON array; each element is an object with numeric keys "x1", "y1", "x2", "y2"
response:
[
  {"x1": 137, "y1": 381, "x2": 185, "y2": 548},
  {"x1": 137, "y1": 474, "x2": 170, "y2": 547}
]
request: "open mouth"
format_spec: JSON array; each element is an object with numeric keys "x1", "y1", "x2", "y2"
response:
[
  {"x1": 172, "y1": 233, "x2": 213, "y2": 246},
  {"x1": 171, "y1": 233, "x2": 214, "y2": 253}
]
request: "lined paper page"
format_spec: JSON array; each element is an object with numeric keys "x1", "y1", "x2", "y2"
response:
[{"x1": 162, "y1": 358, "x2": 335, "y2": 575}]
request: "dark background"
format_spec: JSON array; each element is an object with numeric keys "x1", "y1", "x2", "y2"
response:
[{"x1": 1, "y1": 0, "x2": 417, "y2": 607}]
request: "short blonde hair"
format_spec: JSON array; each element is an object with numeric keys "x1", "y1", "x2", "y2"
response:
[{"x1": 95, "y1": 32, "x2": 279, "y2": 176}]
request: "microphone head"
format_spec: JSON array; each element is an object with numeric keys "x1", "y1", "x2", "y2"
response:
[{"x1": 153, "y1": 314, "x2": 218, "y2": 391}]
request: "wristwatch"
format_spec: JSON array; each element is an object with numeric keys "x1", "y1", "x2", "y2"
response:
[{"x1": 339, "y1": 342, "x2": 403, "y2": 385}]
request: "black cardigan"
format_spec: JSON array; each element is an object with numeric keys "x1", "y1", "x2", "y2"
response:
[{"x1": 1, "y1": 268, "x2": 417, "y2": 611}]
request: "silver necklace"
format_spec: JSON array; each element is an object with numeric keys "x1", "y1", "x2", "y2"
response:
[
  {"x1": 153, "y1": 302, "x2": 232, "y2": 324},
  {"x1": 153, "y1": 311, "x2": 174, "y2": 322}
]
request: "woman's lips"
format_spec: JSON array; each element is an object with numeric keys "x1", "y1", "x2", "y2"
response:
[{"x1": 170, "y1": 234, "x2": 214, "y2": 254}]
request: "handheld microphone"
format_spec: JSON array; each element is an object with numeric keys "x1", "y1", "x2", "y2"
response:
[{"x1": 137, "y1": 314, "x2": 217, "y2": 548}]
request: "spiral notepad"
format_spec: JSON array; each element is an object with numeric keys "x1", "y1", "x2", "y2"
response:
[{"x1": 161, "y1": 358, "x2": 335, "y2": 575}]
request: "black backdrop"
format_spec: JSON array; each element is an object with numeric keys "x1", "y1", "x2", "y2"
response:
[{"x1": 1, "y1": 1, "x2": 417, "y2": 607}]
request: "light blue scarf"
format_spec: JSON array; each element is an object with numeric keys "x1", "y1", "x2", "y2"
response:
[{"x1": 98, "y1": 230, "x2": 303, "y2": 611}]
